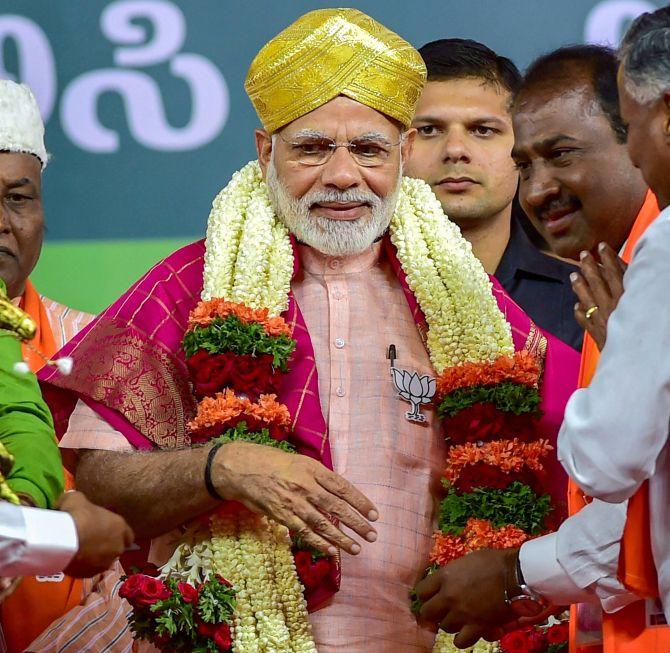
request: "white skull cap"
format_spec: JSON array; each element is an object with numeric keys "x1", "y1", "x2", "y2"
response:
[{"x1": 0, "y1": 80, "x2": 48, "y2": 169}]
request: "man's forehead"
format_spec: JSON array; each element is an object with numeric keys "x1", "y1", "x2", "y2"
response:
[
  {"x1": 0, "y1": 151, "x2": 41, "y2": 184},
  {"x1": 513, "y1": 86, "x2": 607, "y2": 144},
  {"x1": 280, "y1": 95, "x2": 401, "y2": 136},
  {"x1": 415, "y1": 78, "x2": 513, "y2": 122}
]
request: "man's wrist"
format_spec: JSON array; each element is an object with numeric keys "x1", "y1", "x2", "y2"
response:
[
  {"x1": 205, "y1": 443, "x2": 226, "y2": 501},
  {"x1": 503, "y1": 547, "x2": 548, "y2": 618}
]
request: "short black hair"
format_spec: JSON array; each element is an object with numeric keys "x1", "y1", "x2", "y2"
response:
[
  {"x1": 517, "y1": 44, "x2": 627, "y2": 143},
  {"x1": 418, "y1": 38, "x2": 521, "y2": 96}
]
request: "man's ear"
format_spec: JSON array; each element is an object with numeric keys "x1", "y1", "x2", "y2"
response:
[
  {"x1": 255, "y1": 129, "x2": 273, "y2": 179},
  {"x1": 400, "y1": 128, "x2": 417, "y2": 169},
  {"x1": 663, "y1": 90, "x2": 670, "y2": 142}
]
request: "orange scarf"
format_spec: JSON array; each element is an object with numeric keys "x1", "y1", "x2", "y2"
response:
[
  {"x1": 0, "y1": 279, "x2": 84, "y2": 652},
  {"x1": 569, "y1": 190, "x2": 664, "y2": 653}
]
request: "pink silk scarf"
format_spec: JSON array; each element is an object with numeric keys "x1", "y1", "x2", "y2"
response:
[{"x1": 39, "y1": 236, "x2": 580, "y2": 608}]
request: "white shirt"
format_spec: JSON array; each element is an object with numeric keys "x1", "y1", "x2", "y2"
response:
[
  {"x1": 520, "y1": 204, "x2": 670, "y2": 620},
  {"x1": 0, "y1": 503, "x2": 78, "y2": 576}
]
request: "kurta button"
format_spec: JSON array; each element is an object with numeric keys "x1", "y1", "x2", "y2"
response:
[
  {"x1": 334, "y1": 338, "x2": 345, "y2": 349},
  {"x1": 336, "y1": 386, "x2": 346, "y2": 397}
]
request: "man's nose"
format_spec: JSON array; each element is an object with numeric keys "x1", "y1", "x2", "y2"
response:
[
  {"x1": 441, "y1": 130, "x2": 471, "y2": 164},
  {"x1": 319, "y1": 145, "x2": 363, "y2": 190},
  {"x1": 521, "y1": 164, "x2": 560, "y2": 210}
]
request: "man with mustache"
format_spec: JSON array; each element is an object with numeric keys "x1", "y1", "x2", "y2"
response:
[
  {"x1": 512, "y1": 45, "x2": 658, "y2": 349},
  {"x1": 406, "y1": 39, "x2": 583, "y2": 351},
  {"x1": 36, "y1": 9, "x2": 578, "y2": 652}
]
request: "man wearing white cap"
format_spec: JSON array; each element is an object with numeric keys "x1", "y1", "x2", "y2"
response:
[{"x1": 0, "y1": 79, "x2": 120, "y2": 652}]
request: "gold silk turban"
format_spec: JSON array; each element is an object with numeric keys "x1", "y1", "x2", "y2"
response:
[{"x1": 245, "y1": 8, "x2": 427, "y2": 133}]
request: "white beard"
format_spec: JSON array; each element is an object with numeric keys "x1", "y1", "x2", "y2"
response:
[{"x1": 266, "y1": 158, "x2": 401, "y2": 257}]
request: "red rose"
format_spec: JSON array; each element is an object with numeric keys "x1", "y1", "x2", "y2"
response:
[
  {"x1": 213, "y1": 623, "x2": 233, "y2": 651},
  {"x1": 177, "y1": 581, "x2": 199, "y2": 604},
  {"x1": 187, "y1": 351, "x2": 280, "y2": 399},
  {"x1": 119, "y1": 574, "x2": 144, "y2": 604},
  {"x1": 197, "y1": 620, "x2": 218, "y2": 638},
  {"x1": 133, "y1": 576, "x2": 171, "y2": 608},
  {"x1": 306, "y1": 559, "x2": 331, "y2": 588},
  {"x1": 454, "y1": 462, "x2": 538, "y2": 493},
  {"x1": 545, "y1": 622, "x2": 569, "y2": 645},
  {"x1": 234, "y1": 355, "x2": 275, "y2": 395},
  {"x1": 294, "y1": 550, "x2": 312, "y2": 578},
  {"x1": 500, "y1": 629, "x2": 534, "y2": 653},
  {"x1": 444, "y1": 403, "x2": 504, "y2": 443}
]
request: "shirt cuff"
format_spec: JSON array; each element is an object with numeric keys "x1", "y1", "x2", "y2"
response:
[
  {"x1": 520, "y1": 534, "x2": 597, "y2": 606},
  {"x1": 2, "y1": 506, "x2": 78, "y2": 576}
]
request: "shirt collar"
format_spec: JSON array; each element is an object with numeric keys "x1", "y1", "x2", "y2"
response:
[
  {"x1": 297, "y1": 240, "x2": 383, "y2": 275},
  {"x1": 495, "y1": 218, "x2": 568, "y2": 285}
]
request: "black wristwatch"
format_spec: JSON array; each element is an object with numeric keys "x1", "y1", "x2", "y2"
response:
[{"x1": 504, "y1": 553, "x2": 548, "y2": 618}]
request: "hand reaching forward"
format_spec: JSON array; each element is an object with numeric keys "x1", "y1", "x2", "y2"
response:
[
  {"x1": 57, "y1": 491, "x2": 135, "y2": 577},
  {"x1": 572, "y1": 243, "x2": 627, "y2": 351},
  {"x1": 213, "y1": 441, "x2": 378, "y2": 556}
]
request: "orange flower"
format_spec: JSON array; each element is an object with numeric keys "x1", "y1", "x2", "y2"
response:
[
  {"x1": 436, "y1": 351, "x2": 540, "y2": 399},
  {"x1": 187, "y1": 299, "x2": 292, "y2": 337},
  {"x1": 188, "y1": 388, "x2": 291, "y2": 432},
  {"x1": 429, "y1": 518, "x2": 530, "y2": 566},
  {"x1": 444, "y1": 438, "x2": 553, "y2": 484}
]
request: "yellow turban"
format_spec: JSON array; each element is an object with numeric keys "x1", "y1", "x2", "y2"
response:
[{"x1": 245, "y1": 8, "x2": 426, "y2": 133}]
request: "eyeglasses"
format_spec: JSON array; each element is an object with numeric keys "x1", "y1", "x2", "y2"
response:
[{"x1": 277, "y1": 132, "x2": 403, "y2": 167}]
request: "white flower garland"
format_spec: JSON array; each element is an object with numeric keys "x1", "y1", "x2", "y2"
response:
[
  {"x1": 197, "y1": 160, "x2": 519, "y2": 653},
  {"x1": 202, "y1": 161, "x2": 513, "y2": 371}
]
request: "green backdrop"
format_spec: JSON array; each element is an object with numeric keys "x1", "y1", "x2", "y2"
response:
[{"x1": 2, "y1": 0, "x2": 661, "y2": 313}]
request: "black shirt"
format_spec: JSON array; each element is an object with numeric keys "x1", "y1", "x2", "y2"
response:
[{"x1": 495, "y1": 218, "x2": 583, "y2": 351}]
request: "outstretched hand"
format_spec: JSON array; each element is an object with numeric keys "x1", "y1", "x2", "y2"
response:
[
  {"x1": 58, "y1": 491, "x2": 135, "y2": 577},
  {"x1": 414, "y1": 549, "x2": 520, "y2": 648},
  {"x1": 213, "y1": 441, "x2": 378, "y2": 556},
  {"x1": 572, "y1": 242, "x2": 627, "y2": 351}
]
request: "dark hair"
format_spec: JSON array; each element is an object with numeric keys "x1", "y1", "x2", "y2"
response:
[
  {"x1": 517, "y1": 44, "x2": 627, "y2": 143},
  {"x1": 620, "y1": 6, "x2": 670, "y2": 103},
  {"x1": 418, "y1": 38, "x2": 521, "y2": 96}
]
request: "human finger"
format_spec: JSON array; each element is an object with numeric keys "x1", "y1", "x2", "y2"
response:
[
  {"x1": 579, "y1": 250, "x2": 610, "y2": 308},
  {"x1": 310, "y1": 489, "x2": 377, "y2": 542},
  {"x1": 453, "y1": 624, "x2": 486, "y2": 649},
  {"x1": 284, "y1": 514, "x2": 337, "y2": 557},
  {"x1": 419, "y1": 589, "x2": 452, "y2": 623},
  {"x1": 597, "y1": 243, "x2": 625, "y2": 301},
  {"x1": 415, "y1": 569, "x2": 443, "y2": 602},
  {"x1": 315, "y1": 468, "x2": 378, "y2": 521},
  {"x1": 298, "y1": 500, "x2": 362, "y2": 555},
  {"x1": 438, "y1": 611, "x2": 465, "y2": 634},
  {"x1": 570, "y1": 271, "x2": 596, "y2": 314}
]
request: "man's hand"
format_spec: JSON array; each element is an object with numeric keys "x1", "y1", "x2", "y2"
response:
[
  {"x1": 214, "y1": 442, "x2": 378, "y2": 556},
  {"x1": 415, "y1": 549, "x2": 519, "y2": 649},
  {"x1": 572, "y1": 243, "x2": 627, "y2": 351},
  {"x1": 57, "y1": 491, "x2": 135, "y2": 577}
]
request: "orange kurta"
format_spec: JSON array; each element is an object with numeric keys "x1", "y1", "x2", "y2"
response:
[{"x1": 569, "y1": 190, "x2": 664, "y2": 653}]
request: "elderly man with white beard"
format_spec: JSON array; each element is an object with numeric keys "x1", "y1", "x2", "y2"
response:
[{"x1": 37, "y1": 9, "x2": 579, "y2": 652}]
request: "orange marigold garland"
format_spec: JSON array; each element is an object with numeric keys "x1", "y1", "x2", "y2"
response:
[{"x1": 414, "y1": 347, "x2": 568, "y2": 653}]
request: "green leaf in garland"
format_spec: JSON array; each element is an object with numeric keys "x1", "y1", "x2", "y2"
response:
[
  {"x1": 437, "y1": 382, "x2": 542, "y2": 418},
  {"x1": 211, "y1": 422, "x2": 296, "y2": 453},
  {"x1": 438, "y1": 482, "x2": 552, "y2": 536},
  {"x1": 183, "y1": 316, "x2": 296, "y2": 371}
]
